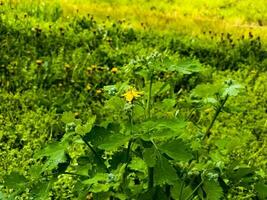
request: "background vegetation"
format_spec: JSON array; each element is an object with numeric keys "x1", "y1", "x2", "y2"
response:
[{"x1": 0, "y1": 0, "x2": 266, "y2": 199}]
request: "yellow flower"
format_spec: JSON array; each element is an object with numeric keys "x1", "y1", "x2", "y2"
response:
[
  {"x1": 36, "y1": 60, "x2": 43, "y2": 65},
  {"x1": 204, "y1": 108, "x2": 213, "y2": 113},
  {"x1": 111, "y1": 67, "x2": 118, "y2": 73},
  {"x1": 123, "y1": 88, "x2": 143, "y2": 103},
  {"x1": 91, "y1": 65, "x2": 97, "y2": 69},
  {"x1": 86, "y1": 67, "x2": 93, "y2": 76},
  {"x1": 96, "y1": 89, "x2": 102, "y2": 94},
  {"x1": 85, "y1": 84, "x2": 91, "y2": 91},
  {"x1": 64, "y1": 64, "x2": 71, "y2": 69}
]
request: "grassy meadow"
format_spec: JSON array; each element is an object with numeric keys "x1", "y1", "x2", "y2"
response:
[{"x1": 0, "y1": 0, "x2": 267, "y2": 199}]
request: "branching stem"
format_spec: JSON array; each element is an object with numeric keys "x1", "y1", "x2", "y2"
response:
[{"x1": 204, "y1": 94, "x2": 229, "y2": 140}]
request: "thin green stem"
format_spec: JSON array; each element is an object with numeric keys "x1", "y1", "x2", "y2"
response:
[
  {"x1": 62, "y1": 172, "x2": 89, "y2": 178},
  {"x1": 122, "y1": 106, "x2": 134, "y2": 189},
  {"x1": 184, "y1": 179, "x2": 204, "y2": 200},
  {"x1": 148, "y1": 167, "x2": 154, "y2": 189},
  {"x1": 179, "y1": 177, "x2": 185, "y2": 200},
  {"x1": 147, "y1": 75, "x2": 153, "y2": 119},
  {"x1": 44, "y1": 171, "x2": 89, "y2": 178},
  {"x1": 204, "y1": 94, "x2": 229, "y2": 140},
  {"x1": 148, "y1": 139, "x2": 160, "y2": 190},
  {"x1": 79, "y1": 135, "x2": 109, "y2": 173},
  {"x1": 125, "y1": 140, "x2": 133, "y2": 164},
  {"x1": 146, "y1": 74, "x2": 154, "y2": 189},
  {"x1": 122, "y1": 139, "x2": 133, "y2": 187},
  {"x1": 126, "y1": 105, "x2": 134, "y2": 164}
]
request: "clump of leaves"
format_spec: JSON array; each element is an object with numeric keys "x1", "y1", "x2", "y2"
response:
[{"x1": 2, "y1": 52, "x2": 265, "y2": 200}]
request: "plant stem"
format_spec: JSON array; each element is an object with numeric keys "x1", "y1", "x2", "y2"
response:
[
  {"x1": 146, "y1": 74, "x2": 154, "y2": 189},
  {"x1": 79, "y1": 135, "x2": 109, "y2": 173},
  {"x1": 184, "y1": 179, "x2": 204, "y2": 200},
  {"x1": 179, "y1": 177, "x2": 185, "y2": 200},
  {"x1": 125, "y1": 139, "x2": 133, "y2": 163},
  {"x1": 44, "y1": 171, "x2": 89, "y2": 178},
  {"x1": 148, "y1": 167, "x2": 154, "y2": 189},
  {"x1": 147, "y1": 75, "x2": 153, "y2": 119},
  {"x1": 148, "y1": 139, "x2": 160, "y2": 190},
  {"x1": 204, "y1": 94, "x2": 229, "y2": 140},
  {"x1": 126, "y1": 105, "x2": 134, "y2": 165},
  {"x1": 122, "y1": 139, "x2": 133, "y2": 187},
  {"x1": 62, "y1": 172, "x2": 89, "y2": 178},
  {"x1": 122, "y1": 106, "x2": 134, "y2": 189}
]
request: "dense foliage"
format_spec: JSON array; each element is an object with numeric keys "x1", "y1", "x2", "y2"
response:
[{"x1": 0, "y1": 1, "x2": 266, "y2": 200}]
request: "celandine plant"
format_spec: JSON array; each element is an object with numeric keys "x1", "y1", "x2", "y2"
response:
[{"x1": 2, "y1": 52, "x2": 266, "y2": 200}]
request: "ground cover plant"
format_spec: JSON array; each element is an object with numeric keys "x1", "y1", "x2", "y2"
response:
[{"x1": 0, "y1": 0, "x2": 267, "y2": 199}]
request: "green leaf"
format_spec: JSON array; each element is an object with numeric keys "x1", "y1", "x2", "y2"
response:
[
  {"x1": 76, "y1": 116, "x2": 96, "y2": 136},
  {"x1": 75, "y1": 156, "x2": 92, "y2": 176},
  {"x1": 73, "y1": 181, "x2": 91, "y2": 200},
  {"x1": 143, "y1": 148, "x2": 157, "y2": 167},
  {"x1": 191, "y1": 83, "x2": 222, "y2": 98},
  {"x1": 85, "y1": 126, "x2": 112, "y2": 146},
  {"x1": 83, "y1": 173, "x2": 108, "y2": 185},
  {"x1": 98, "y1": 134, "x2": 131, "y2": 151},
  {"x1": 83, "y1": 173, "x2": 110, "y2": 193},
  {"x1": 103, "y1": 85, "x2": 117, "y2": 95},
  {"x1": 104, "y1": 96, "x2": 125, "y2": 112},
  {"x1": 133, "y1": 104, "x2": 145, "y2": 120},
  {"x1": 191, "y1": 80, "x2": 244, "y2": 101},
  {"x1": 31, "y1": 180, "x2": 54, "y2": 200},
  {"x1": 159, "y1": 139, "x2": 193, "y2": 162},
  {"x1": 171, "y1": 182, "x2": 193, "y2": 200},
  {"x1": 128, "y1": 157, "x2": 147, "y2": 173},
  {"x1": 154, "y1": 156, "x2": 178, "y2": 186},
  {"x1": 34, "y1": 142, "x2": 67, "y2": 172},
  {"x1": 203, "y1": 179, "x2": 223, "y2": 200},
  {"x1": 137, "y1": 118, "x2": 186, "y2": 140},
  {"x1": 167, "y1": 59, "x2": 203, "y2": 74},
  {"x1": 3, "y1": 172, "x2": 28, "y2": 190},
  {"x1": 162, "y1": 98, "x2": 176, "y2": 110},
  {"x1": 138, "y1": 118, "x2": 186, "y2": 133},
  {"x1": 182, "y1": 186, "x2": 194, "y2": 200},
  {"x1": 113, "y1": 193, "x2": 128, "y2": 200},
  {"x1": 157, "y1": 118, "x2": 186, "y2": 132},
  {"x1": 75, "y1": 164, "x2": 92, "y2": 177},
  {"x1": 170, "y1": 181, "x2": 182, "y2": 200},
  {"x1": 152, "y1": 81, "x2": 170, "y2": 96},
  {"x1": 28, "y1": 164, "x2": 43, "y2": 179},
  {"x1": 203, "y1": 97, "x2": 218, "y2": 105},
  {"x1": 229, "y1": 166, "x2": 254, "y2": 181},
  {"x1": 222, "y1": 81, "x2": 244, "y2": 97},
  {"x1": 61, "y1": 111, "x2": 75, "y2": 124},
  {"x1": 0, "y1": 191, "x2": 7, "y2": 200},
  {"x1": 77, "y1": 156, "x2": 91, "y2": 165},
  {"x1": 255, "y1": 183, "x2": 267, "y2": 200}
]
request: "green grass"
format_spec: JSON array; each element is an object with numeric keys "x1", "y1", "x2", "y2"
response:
[
  {"x1": 4, "y1": 0, "x2": 267, "y2": 39},
  {"x1": 0, "y1": 1, "x2": 267, "y2": 199}
]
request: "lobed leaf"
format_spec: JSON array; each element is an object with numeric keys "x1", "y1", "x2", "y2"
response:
[
  {"x1": 34, "y1": 142, "x2": 68, "y2": 172},
  {"x1": 61, "y1": 111, "x2": 76, "y2": 124},
  {"x1": 154, "y1": 156, "x2": 178, "y2": 186},
  {"x1": 167, "y1": 59, "x2": 203, "y2": 74},
  {"x1": 98, "y1": 134, "x2": 131, "y2": 151},
  {"x1": 255, "y1": 183, "x2": 267, "y2": 200},
  {"x1": 75, "y1": 116, "x2": 96, "y2": 136},
  {"x1": 159, "y1": 139, "x2": 193, "y2": 162},
  {"x1": 203, "y1": 179, "x2": 223, "y2": 200},
  {"x1": 3, "y1": 172, "x2": 28, "y2": 190}
]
